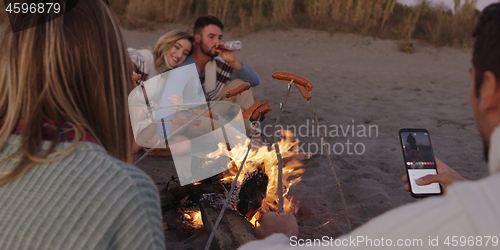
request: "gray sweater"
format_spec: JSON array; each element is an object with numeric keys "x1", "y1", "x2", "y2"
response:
[{"x1": 0, "y1": 135, "x2": 165, "y2": 250}]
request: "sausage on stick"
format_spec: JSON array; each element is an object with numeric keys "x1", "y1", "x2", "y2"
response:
[{"x1": 272, "y1": 71, "x2": 313, "y2": 91}]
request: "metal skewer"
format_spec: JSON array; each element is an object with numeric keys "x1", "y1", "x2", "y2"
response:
[{"x1": 273, "y1": 80, "x2": 294, "y2": 213}]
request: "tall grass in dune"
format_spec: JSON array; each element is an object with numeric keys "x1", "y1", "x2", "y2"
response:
[
  {"x1": 163, "y1": 0, "x2": 194, "y2": 22},
  {"x1": 380, "y1": 0, "x2": 397, "y2": 29},
  {"x1": 420, "y1": 0, "x2": 478, "y2": 47},
  {"x1": 207, "y1": 0, "x2": 232, "y2": 23},
  {"x1": 112, "y1": 0, "x2": 480, "y2": 49},
  {"x1": 304, "y1": 0, "x2": 397, "y2": 33},
  {"x1": 272, "y1": 0, "x2": 294, "y2": 24},
  {"x1": 122, "y1": 0, "x2": 163, "y2": 27},
  {"x1": 306, "y1": 0, "x2": 333, "y2": 23}
]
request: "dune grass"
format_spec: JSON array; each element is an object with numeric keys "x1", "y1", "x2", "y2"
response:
[
  {"x1": 0, "y1": 0, "x2": 478, "y2": 49},
  {"x1": 113, "y1": 0, "x2": 479, "y2": 49}
]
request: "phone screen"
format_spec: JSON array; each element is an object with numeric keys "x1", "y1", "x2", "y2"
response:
[{"x1": 399, "y1": 129, "x2": 442, "y2": 196}]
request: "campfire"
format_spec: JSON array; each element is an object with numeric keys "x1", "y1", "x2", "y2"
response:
[
  {"x1": 168, "y1": 129, "x2": 305, "y2": 231},
  {"x1": 133, "y1": 71, "x2": 350, "y2": 249}
]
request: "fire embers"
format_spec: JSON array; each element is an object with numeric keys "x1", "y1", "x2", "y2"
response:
[
  {"x1": 168, "y1": 130, "x2": 305, "y2": 232},
  {"x1": 168, "y1": 162, "x2": 269, "y2": 228}
]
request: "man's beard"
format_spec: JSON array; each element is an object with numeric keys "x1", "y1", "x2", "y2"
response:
[{"x1": 200, "y1": 38, "x2": 218, "y2": 58}]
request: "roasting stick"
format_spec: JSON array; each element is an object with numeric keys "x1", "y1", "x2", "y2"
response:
[
  {"x1": 271, "y1": 72, "x2": 313, "y2": 213},
  {"x1": 273, "y1": 71, "x2": 352, "y2": 231},
  {"x1": 133, "y1": 82, "x2": 251, "y2": 166},
  {"x1": 204, "y1": 112, "x2": 263, "y2": 250},
  {"x1": 272, "y1": 80, "x2": 294, "y2": 213}
]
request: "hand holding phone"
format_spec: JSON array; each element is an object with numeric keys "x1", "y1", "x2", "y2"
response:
[
  {"x1": 402, "y1": 157, "x2": 467, "y2": 193},
  {"x1": 399, "y1": 129, "x2": 442, "y2": 198}
]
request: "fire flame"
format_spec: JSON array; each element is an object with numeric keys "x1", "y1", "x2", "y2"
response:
[
  {"x1": 182, "y1": 130, "x2": 305, "y2": 227},
  {"x1": 216, "y1": 130, "x2": 304, "y2": 224},
  {"x1": 183, "y1": 210, "x2": 203, "y2": 228}
]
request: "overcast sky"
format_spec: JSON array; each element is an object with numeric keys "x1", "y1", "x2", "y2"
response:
[{"x1": 397, "y1": 0, "x2": 498, "y2": 10}]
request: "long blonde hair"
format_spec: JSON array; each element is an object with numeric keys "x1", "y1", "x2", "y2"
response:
[
  {"x1": 0, "y1": 0, "x2": 133, "y2": 185},
  {"x1": 153, "y1": 30, "x2": 194, "y2": 72}
]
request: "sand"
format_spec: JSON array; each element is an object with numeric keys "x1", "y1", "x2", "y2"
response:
[
  {"x1": 123, "y1": 25, "x2": 490, "y2": 247},
  {"x1": 0, "y1": 21, "x2": 487, "y2": 247}
]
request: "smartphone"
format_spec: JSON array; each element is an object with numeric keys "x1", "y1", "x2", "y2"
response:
[{"x1": 398, "y1": 128, "x2": 442, "y2": 198}]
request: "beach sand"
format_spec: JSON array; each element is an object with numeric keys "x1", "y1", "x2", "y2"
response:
[
  {"x1": 122, "y1": 27, "x2": 489, "y2": 247},
  {"x1": 0, "y1": 20, "x2": 488, "y2": 247},
  {"x1": 0, "y1": 9, "x2": 488, "y2": 249}
]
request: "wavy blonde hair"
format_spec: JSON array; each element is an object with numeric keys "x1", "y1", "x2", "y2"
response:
[
  {"x1": 0, "y1": 0, "x2": 133, "y2": 185},
  {"x1": 153, "y1": 30, "x2": 194, "y2": 72}
]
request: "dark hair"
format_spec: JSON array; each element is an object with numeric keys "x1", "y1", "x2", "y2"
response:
[
  {"x1": 193, "y1": 15, "x2": 224, "y2": 36},
  {"x1": 472, "y1": 3, "x2": 500, "y2": 96}
]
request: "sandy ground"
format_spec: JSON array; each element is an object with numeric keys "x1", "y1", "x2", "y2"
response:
[
  {"x1": 1, "y1": 22, "x2": 488, "y2": 248},
  {"x1": 122, "y1": 25, "x2": 490, "y2": 248}
]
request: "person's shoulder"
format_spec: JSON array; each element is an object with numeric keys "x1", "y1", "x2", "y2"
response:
[
  {"x1": 448, "y1": 173, "x2": 500, "y2": 196},
  {"x1": 54, "y1": 143, "x2": 164, "y2": 249},
  {"x1": 442, "y1": 174, "x2": 500, "y2": 232},
  {"x1": 179, "y1": 54, "x2": 195, "y2": 67},
  {"x1": 128, "y1": 48, "x2": 153, "y2": 54},
  {"x1": 128, "y1": 48, "x2": 154, "y2": 62},
  {"x1": 73, "y1": 142, "x2": 157, "y2": 194}
]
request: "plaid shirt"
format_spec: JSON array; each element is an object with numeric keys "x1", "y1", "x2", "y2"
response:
[{"x1": 203, "y1": 58, "x2": 234, "y2": 101}]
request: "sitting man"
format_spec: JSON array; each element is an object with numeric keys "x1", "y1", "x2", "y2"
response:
[
  {"x1": 179, "y1": 15, "x2": 260, "y2": 136},
  {"x1": 239, "y1": 3, "x2": 500, "y2": 249}
]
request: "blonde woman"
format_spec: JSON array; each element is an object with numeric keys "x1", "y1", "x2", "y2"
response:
[
  {"x1": 0, "y1": 1, "x2": 164, "y2": 249},
  {"x1": 129, "y1": 31, "x2": 195, "y2": 156},
  {"x1": 128, "y1": 30, "x2": 194, "y2": 81}
]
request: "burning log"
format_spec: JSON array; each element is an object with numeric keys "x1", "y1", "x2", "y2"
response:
[
  {"x1": 167, "y1": 162, "x2": 269, "y2": 231},
  {"x1": 204, "y1": 166, "x2": 269, "y2": 221},
  {"x1": 237, "y1": 168, "x2": 268, "y2": 220},
  {"x1": 168, "y1": 180, "x2": 225, "y2": 211},
  {"x1": 200, "y1": 199, "x2": 257, "y2": 250}
]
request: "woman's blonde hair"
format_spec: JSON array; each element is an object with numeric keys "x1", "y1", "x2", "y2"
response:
[
  {"x1": 153, "y1": 30, "x2": 194, "y2": 72},
  {"x1": 0, "y1": 0, "x2": 133, "y2": 185}
]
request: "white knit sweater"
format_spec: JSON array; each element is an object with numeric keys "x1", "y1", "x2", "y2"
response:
[
  {"x1": 240, "y1": 126, "x2": 500, "y2": 249},
  {"x1": 0, "y1": 136, "x2": 165, "y2": 250}
]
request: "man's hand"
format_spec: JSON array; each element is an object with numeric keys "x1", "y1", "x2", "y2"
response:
[
  {"x1": 402, "y1": 157, "x2": 467, "y2": 193},
  {"x1": 216, "y1": 43, "x2": 242, "y2": 70},
  {"x1": 254, "y1": 213, "x2": 299, "y2": 239}
]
